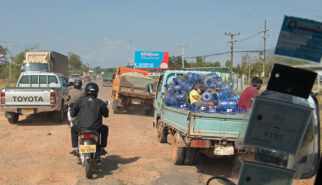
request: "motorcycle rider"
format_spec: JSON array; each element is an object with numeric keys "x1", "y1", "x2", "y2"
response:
[
  {"x1": 68, "y1": 79, "x2": 85, "y2": 104},
  {"x1": 70, "y1": 82, "x2": 109, "y2": 156}
]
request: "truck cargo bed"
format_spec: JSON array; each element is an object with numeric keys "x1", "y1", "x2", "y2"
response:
[{"x1": 161, "y1": 106, "x2": 248, "y2": 140}]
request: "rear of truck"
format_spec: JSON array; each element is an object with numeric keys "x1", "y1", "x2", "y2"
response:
[
  {"x1": 112, "y1": 67, "x2": 156, "y2": 114},
  {"x1": 20, "y1": 51, "x2": 68, "y2": 79},
  {"x1": 154, "y1": 70, "x2": 248, "y2": 165},
  {"x1": 102, "y1": 72, "x2": 114, "y2": 87}
]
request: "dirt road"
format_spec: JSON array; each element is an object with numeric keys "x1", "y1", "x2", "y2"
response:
[{"x1": 0, "y1": 81, "x2": 316, "y2": 185}]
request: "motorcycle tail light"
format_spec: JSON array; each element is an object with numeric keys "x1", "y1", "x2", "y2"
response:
[
  {"x1": 80, "y1": 133, "x2": 93, "y2": 140},
  {"x1": 1, "y1": 92, "x2": 5, "y2": 104},
  {"x1": 50, "y1": 92, "x2": 56, "y2": 104}
]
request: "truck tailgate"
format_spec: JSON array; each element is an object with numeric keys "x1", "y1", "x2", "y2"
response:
[
  {"x1": 190, "y1": 112, "x2": 248, "y2": 140},
  {"x1": 161, "y1": 106, "x2": 248, "y2": 140},
  {"x1": 3, "y1": 88, "x2": 53, "y2": 106}
]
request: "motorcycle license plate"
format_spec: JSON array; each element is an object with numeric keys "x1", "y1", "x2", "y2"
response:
[
  {"x1": 79, "y1": 145, "x2": 96, "y2": 153},
  {"x1": 21, "y1": 108, "x2": 34, "y2": 114}
]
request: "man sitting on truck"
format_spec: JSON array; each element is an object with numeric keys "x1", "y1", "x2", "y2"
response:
[
  {"x1": 189, "y1": 84, "x2": 220, "y2": 110},
  {"x1": 237, "y1": 77, "x2": 263, "y2": 111}
]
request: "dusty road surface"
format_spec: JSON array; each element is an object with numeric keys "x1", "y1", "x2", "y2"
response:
[{"x1": 0, "y1": 80, "x2": 317, "y2": 185}]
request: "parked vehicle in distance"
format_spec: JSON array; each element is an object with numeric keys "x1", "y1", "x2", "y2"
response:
[
  {"x1": 83, "y1": 76, "x2": 92, "y2": 83},
  {"x1": 90, "y1": 76, "x2": 96, "y2": 81},
  {"x1": 111, "y1": 67, "x2": 157, "y2": 115},
  {"x1": 102, "y1": 71, "x2": 115, "y2": 87},
  {"x1": 69, "y1": 74, "x2": 82, "y2": 85},
  {"x1": 0, "y1": 72, "x2": 69, "y2": 123},
  {"x1": 21, "y1": 51, "x2": 69, "y2": 79}
]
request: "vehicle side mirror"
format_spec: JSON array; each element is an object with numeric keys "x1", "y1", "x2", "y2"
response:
[{"x1": 148, "y1": 84, "x2": 153, "y2": 94}]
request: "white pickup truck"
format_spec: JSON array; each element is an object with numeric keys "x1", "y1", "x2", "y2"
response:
[{"x1": 0, "y1": 72, "x2": 69, "y2": 124}]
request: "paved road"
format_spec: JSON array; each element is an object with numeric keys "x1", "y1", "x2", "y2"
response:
[{"x1": 0, "y1": 80, "x2": 315, "y2": 185}]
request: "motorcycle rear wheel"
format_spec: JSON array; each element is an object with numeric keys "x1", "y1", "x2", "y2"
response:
[{"x1": 85, "y1": 158, "x2": 92, "y2": 178}]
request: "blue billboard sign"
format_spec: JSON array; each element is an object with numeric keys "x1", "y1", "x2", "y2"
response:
[
  {"x1": 275, "y1": 16, "x2": 322, "y2": 63},
  {"x1": 0, "y1": 54, "x2": 8, "y2": 66},
  {"x1": 134, "y1": 51, "x2": 169, "y2": 69}
]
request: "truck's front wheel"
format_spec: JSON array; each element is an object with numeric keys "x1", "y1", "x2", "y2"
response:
[
  {"x1": 172, "y1": 137, "x2": 186, "y2": 165},
  {"x1": 8, "y1": 113, "x2": 19, "y2": 124}
]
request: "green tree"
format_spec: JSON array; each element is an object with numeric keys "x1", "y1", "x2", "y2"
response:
[
  {"x1": 196, "y1": 56, "x2": 204, "y2": 63},
  {"x1": 225, "y1": 60, "x2": 232, "y2": 68},
  {"x1": 94, "y1": 66, "x2": 103, "y2": 74},
  {"x1": 213, "y1": 61, "x2": 221, "y2": 67},
  {"x1": 68, "y1": 52, "x2": 83, "y2": 74},
  {"x1": 0, "y1": 45, "x2": 7, "y2": 54}
]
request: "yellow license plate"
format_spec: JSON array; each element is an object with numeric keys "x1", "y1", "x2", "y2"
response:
[
  {"x1": 79, "y1": 145, "x2": 96, "y2": 153},
  {"x1": 21, "y1": 108, "x2": 34, "y2": 114}
]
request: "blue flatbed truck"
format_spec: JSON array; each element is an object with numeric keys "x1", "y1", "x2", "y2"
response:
[{"x1": 153, "y1": 70, "x2": 248, "y2": 165}]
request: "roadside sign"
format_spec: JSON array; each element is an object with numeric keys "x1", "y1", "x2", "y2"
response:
[
  {"x1": 0, "y1": 54, "x2": 8, "y2": 66},
  {"x1": 134, "y1": 51, "x2": 169, "y2": 69},
  {"x1": 275, "y1": 16, "x2": 322, "y2": 63}
]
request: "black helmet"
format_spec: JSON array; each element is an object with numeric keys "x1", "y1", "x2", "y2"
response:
[
  {"x1": 85, "y1": 82, "x2": 99, "y2": 97},
  {"x1": 74, "y1": 79, "x2": 82, "y2": 89}
]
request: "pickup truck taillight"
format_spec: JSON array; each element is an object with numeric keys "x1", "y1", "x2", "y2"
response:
[
  {"x1": 1, "y1": 92, "x2": 5, "y2": 104},
  {"x1": 50, "y1": 92, "x2": 56, "y2": 104}
]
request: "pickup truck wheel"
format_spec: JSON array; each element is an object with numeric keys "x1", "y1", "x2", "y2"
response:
[
  {"x1": 184, "y1": 148, "x2": 198, "y2": 165},
  {"x1": 172, "y1": 137, "x2": 186, "y2": 165},
  {"x1": 52, "y1": 105, "x2": 65, "y2": 123},
  {"x1": 156, "y1": 120, "x2": 167, "y2": 143},
  {"x1": 8, "y1": 113, "x2": 19, "y2": 124}
]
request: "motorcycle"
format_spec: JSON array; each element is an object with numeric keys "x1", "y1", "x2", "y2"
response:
[
  {"x1": 78, "y1": 129, "x2": 100, "y2": 178},
  {"x1": 68, "y1": 100, "x2": 110, "y2": 178}
]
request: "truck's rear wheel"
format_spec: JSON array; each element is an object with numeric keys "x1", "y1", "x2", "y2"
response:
[
  {"x1": 52, "y1": 103, "x2": 65, "y2": 123},
  {"x1": 8, "y1": 113, "x2": 19, "y2": 124},
  {"x1": 156, "y1": 120, "x2": 167, "y2": 143},
  {"x1": 113, "y1": 100, "x2": 120, "y2": 114},
  {"x1": 184, "y1": 148, "x2": 198, "y2": 165},
  {"x1": 172, "y1": 137, "x2": 186, "y2": 165}
]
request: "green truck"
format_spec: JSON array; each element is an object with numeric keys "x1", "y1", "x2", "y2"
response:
[
  {"x1": 102, "y1": 71, "x2": 114, "y2": 87},
  {"x1": 153, "y1": 70, "x2": 248, "y2": 165}
]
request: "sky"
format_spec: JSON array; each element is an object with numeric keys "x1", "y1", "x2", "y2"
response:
[{"x1": 0, "y1": 0, "x2": 321, "y2": 68}]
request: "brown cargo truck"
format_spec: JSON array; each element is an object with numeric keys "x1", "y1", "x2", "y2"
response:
[{"x1": 111, "y1": 67, "x2": 157, "y2": 115}]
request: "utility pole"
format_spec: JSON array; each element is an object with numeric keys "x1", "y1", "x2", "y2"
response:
[
  {"x1": 225, "y1": 32, "x2": 239, "y2": 87},
  {"x1": 179, "y1": 45, "x2": 188, "y2": 69},
  {"x1": 0, "y1": 41, "x2": 15, "y2": 82},
  {"x1": 262, "y1": 20, "x2": 268, "y2": 78}
]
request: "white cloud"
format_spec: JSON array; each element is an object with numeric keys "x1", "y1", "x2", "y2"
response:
[{"x1": 80, "y1": 37, "x2": 133, "y2": 68}]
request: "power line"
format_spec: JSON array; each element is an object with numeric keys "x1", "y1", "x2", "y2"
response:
[
  {"x1": 237, "y1": 31, "x2": 262, "y2": 42},
  {"x1": 185, "y1": 49, "x2": 262, "y2": 59}
]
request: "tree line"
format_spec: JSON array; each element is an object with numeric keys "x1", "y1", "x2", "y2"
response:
[
  {"x1": 0, "y1": 45, "x2": 115, "y2": 82},
  {"x1": 168, "y1": 51, "x2": 311, "y2": 80}
]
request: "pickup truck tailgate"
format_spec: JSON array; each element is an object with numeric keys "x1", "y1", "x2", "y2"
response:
[
  {"x1": 3, "y1": 88, "x2": 53, "y2": 106},
  {"x1": 190, "y1": 112, "x2": 248, "y2": 139},
  {"x1": 161, "y1": 106, "x2": 248, "y2": 140}
]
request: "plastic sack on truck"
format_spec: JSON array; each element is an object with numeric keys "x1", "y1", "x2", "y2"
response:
[{"x1": 163, "y1": 72, "x2": 244, "y2": 114}]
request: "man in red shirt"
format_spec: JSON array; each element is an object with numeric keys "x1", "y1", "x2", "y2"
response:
[{"x1": 238, "y1": 77, "x2": 263, "y2": 111}]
